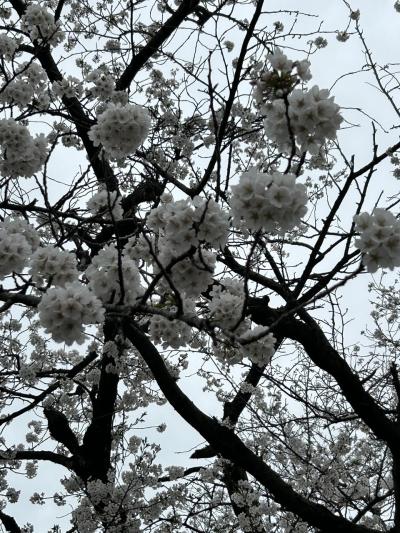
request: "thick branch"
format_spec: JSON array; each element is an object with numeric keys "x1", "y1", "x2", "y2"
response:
[
  {"x1": 192, "y1": 333, "x2": 284, "y2": 459},
  {"x1": 124, "y1": 320, "x2": 378, "y2": 533},
  {"x1": 0, "y1": 291, "x2": 39, "y2": 308},
  {"x1": 44, "y1": 407, "x2": 80, "y2": 455},
  {"x1": 116, "y1": 0, "x2": 201, "y2": 91},
  {"x1": 10, "y1": 0, "x2": 118, "y2": 191},
  {"x1": 0, "y1": 511, "x2": 21, "y2": 533},
  {"x1": 81, "y1": 320, "x2": 120, "y2": 481},
  {"x1": 1, "y1": 449, "x2": 74, "y2": 470},
  {"x1": 249, "y1": 300, "x2": 400, "y2": 449}
]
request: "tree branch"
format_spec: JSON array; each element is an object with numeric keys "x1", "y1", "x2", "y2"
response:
[
  {"x1": 0, "y1": 351, "x2": 98, "y2": 426},
  {"x1": 124, "y1": 320, "x2": 379, "y2": 533},
  {"x1": 116, "y1": 0, "x2": 202, "y2": 91},
  {"x1": 1, "y1": 449, "x2": 74, "y2": 470},
  {"x1": 0, "y1": 511, "x2": 21, "y2": 533},
  {"x1": 81, "y1": 320, "x2": 120, "y2": 481},
  {"x1": 249, "y1": 300, "x2": 400, "y2": 449},
  {"x1": 10, "y1": 0, "x2": 118, "y2": 191}
]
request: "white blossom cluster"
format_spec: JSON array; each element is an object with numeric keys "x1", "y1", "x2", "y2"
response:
[
  {"x1": 26, "y1": 461, "x2": 38, "y2": 479},
  {"x1": 230, "y1": 170, "x2": 308, "y2": 233},
  {"x1": 171, "y1": 131, "x2": 195, "y2": 158},
  {"x1": 232, "y1": 481, "x2": 267, "y2": 532},
  {"x1": 62, "y1": 133, "x2": 81, "y2": 149},
  {"x1": 0, "y1": 63, "x2": 49, "y2": 110},
  {"x1": 5, "y1": 487, "x2": 20, "y2": 503},
  {"x1": 145, "y1": 195, "x2": 229, "y2": 296},
  {"x1": 1, "y1": 217, "x2": 40, "y2": 251},
  {"x1": 147, "y1": 195, "x2": 229, "y2": 254},
  {"x1": 254, "y1": 49, "x2": 342, "y2": 155},
  {"x1": 194, "y1": 197, "x2": 230, "y2": 246},
  {"x1": 354, "y1": 209, "x2": 400, "y2": 273},
  {"x1": 215, "y1": 325, "x2": 276, "y2": 367},
  {"x1": 86, "y1": 69, "x2": 115, "y2": 99},
  {"x1": 52, "y1": 76, "x2": 83, "y2": 99},
  {"x1": 125, "y1": 234, "x2": 154, "y2": 264},
  {"x1": 254, "y1": 48, "x2": 311, "y2": 102},
  {"x1": 149, "y1": 299, "x2": 194, "y2": 349},
  {"x1": 208, "y1": 280, "x2": 245, "y2": 331},
  {"x1": 24, "y1": 62, "x2": 47, "y2": 87},
  {"x1": 48, "y1": 120, "x2": 82, "y2": 148},
  {"x1": 337, "y1": 31, "x2": 350, "y2": 42},
  {"x1": 239, "y1": 326, "x2": 276, "y2": 366},
  {"x1": 70, "y1": 499, "x2": 99, "y2": 533},
  {"x1": 88, "y1": 103, "x2": 151, "y2": 159},
  {"x1": 20, "y1": 3, "x2": 64, "y2": 46},
  {"x1": 71, "y1": 480, "x2": 142, "y2": 532},
  {"x1": 85, "y1": 245, "x2": 143, "y2": 305},
  {"x1": 0, "y1": 119, "x2": 48, "y2": 177},
  {"x1": 105, "y1": 39, "x2": 120, "y2": 51},
  {"x1": 0, "y1": 34, "x2": 17, "y2": 59},
  {"x1": 18, "y1": 363, "x2": 34, "y2": 384},
  {"x1": 214, "y1": 322, "x2": 276, "y2": 367},
  {"x1": 0, "y1": 63, "x2": 48, "y2": 110},
  {"x1": 148, "y1": 198, "x2": 196, "y2": 255},
  {"x1": 149, "y1": 314, "x2": 192, "y2": 349},
  {"x1": 0, "y1": 218, "x2": 39, "y2": 277},
  {"x1": 0, "y1": 231, "x2": 32, "y2": 278},
  {"x1": 1, "y1": 79, "x2": 34, "y2": 109},
  {"x1": 29, "y1": 247, "x2": 79, "y2": 286},
  {"x1": 164, "y1": 465, "x2": 186, "y2": 480},
  {"x1": 263, "y1": 86, "x2": 343, "y2": 155},
  {"x1": 86, "y1": 478, "x2": 111, "y2": 506},
  {"x1": 87, "y1": 189, "x2": 123, "y2": 220},
  {"x1": 0, "y1": 7, "x2": 11, "y2": 20},
  {"x1": 158, "y1": 247, "x2": 216, "y2": 298},
  {"x1": 37, "y1": 282, "x2": 104, "y2": 345}
]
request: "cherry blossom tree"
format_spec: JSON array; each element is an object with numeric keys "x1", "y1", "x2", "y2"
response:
[{"x1": 0, "y1": 0, "x2": 400, "y2": 531}]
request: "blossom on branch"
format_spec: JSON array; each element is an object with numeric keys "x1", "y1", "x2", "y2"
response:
[
  {"x1": 85, "y1": 244, "x2": 143, "y2": 305},
  {"x1": 0, "y1": 218, "x2": 39, "y2": 278},
  {"x1": 354, "y1": 208, "x2": 400, "y2": 272},
  {"x1": 37, "y1": 282, "x2": 104, "y2": 345},
  {"x1": 87, "y1": 189, "x2": 123, "y2": 220},
  {"x1": 88, "y1": 103, "x2": 151, "y2": 160},
  {"x1": 20, "y1": 3, "x2": 64, "y2": 46},
  {"x1": 0, "y1": 119, "x2": 48, "y2": 178},
  {"x1": 29, "y1": 247, "x2": 79, "y2": 287},
  {"x1": 254, "y1": 49, "x2": 342, "y2": 155},
  {"x1": 0, "y1": 34, "x2": 17, "y2": 60},
  {"x1": 230, "y1": 170, "x2": 308, "y2": 233}
]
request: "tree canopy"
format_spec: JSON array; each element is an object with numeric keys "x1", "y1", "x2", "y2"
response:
[{"x1": 0, "y1": 1, "x2": 400, "y2": 531}]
